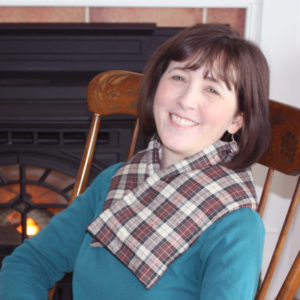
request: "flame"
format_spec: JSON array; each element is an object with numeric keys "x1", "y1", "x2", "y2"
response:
[{"x1": 16, "y1": 218, "x2": 40, "y2": 237}]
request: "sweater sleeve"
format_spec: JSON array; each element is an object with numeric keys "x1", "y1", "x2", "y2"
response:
[
  {"x1": 198, "y1": 208, "x2": 265, "y2": 300},
  {"x1": 0, "y1": 163, "x2": 122, "y2": 300}
]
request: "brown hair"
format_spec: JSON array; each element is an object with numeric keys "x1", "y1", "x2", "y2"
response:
[{"x1": 138, "y1": 23, "x2": 270, "y2": 170}]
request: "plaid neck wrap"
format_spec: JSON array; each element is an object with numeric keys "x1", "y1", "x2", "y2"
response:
[{"x1": 87, "y1": 136, "x2": 257, "y2": 289}]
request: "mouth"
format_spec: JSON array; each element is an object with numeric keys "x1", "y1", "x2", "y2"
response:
[{"x1": 170, "y1": 113, "x2": 199, "y2": 127}]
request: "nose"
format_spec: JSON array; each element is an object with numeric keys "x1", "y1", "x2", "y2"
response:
[{"x1": 177, "y1": 83, "x2": 199, "y2": 110}]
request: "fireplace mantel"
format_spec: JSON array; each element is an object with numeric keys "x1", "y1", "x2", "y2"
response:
[{"x1": 0, "y1": 0, "x2": 262, "y2": 42}]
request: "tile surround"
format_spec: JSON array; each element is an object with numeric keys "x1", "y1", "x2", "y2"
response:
[
  {"x1": 89, "y1": 7, "x2": 203, "y2": 27},
  {"x1": 0, "y1": 7, "x2": 85, "y2": 23},
  {"x1": 206, "y1": 8, "x2": 246, "y2": 36},
  {"x1": 0, "y1": 7, "x2": 245, "y2": 35}
]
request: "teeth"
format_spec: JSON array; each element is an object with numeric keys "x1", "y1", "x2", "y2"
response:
[{"x1": 171, "y1": 114, "x2": 198, "y2": 127}]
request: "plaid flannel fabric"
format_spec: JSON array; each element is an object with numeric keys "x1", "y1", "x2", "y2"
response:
[{"x1": 88, "y1": 136, "x2": 257, "y2": 289}]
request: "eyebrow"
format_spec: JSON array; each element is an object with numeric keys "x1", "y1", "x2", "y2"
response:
[
  {"x1": 204, "y1": 75, "x2": 225, "y2": 88},
  {"x1": 205, "y1": 75, "x2": 218, "y2": 83},
  {"x1": 167, "y1": 66, "x2": 189, "y2": 73}
]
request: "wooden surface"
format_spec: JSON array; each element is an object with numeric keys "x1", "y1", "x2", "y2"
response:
[
  {"x1": 276, "y1": 251, "x2": 300, "y2": 300},
  {"x1": 259, "y1": 100, "x2": 300, "y2": 175},
  {"x1": 87, "y1": 70, "x2": 142, "y2": 116}
]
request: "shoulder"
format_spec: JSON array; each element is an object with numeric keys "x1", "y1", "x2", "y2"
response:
[
  {"x1": 92, "y1": 162, "x2": 124, "y2": 185},
  {"x1": 70, "y1": 162, "x2": 124, "y2": 217},
  {"x1": 218, "y1": 207, "x2": 264, "y2": 231},
  {"x1": 204, "y1": 208, "x2": 264, "y2": 246},
  {"x1": 85, "y1": 162, "x2": 124, "y2": 195},
  {"x1": 198, "y1": 208, "x2": 265, "y2": 266}
]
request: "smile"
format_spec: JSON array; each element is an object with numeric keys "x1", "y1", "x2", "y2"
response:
[{"x1": 170, "y1": 113, "x2": 199, "y2": 127}]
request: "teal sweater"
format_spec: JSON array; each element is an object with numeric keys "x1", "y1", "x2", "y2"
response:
[{"x1": 0, "y1": 163, "x2": 265, "y2": 300}]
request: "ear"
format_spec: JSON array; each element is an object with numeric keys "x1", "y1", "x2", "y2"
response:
[{"x1": 227, "y1": 113, "x2": 244, "y2": 134}]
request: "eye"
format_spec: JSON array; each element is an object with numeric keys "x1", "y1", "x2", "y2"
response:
[
  {"x1": 172, "y1": 75, "x2": 186, "y2": 82},
  {"x1": 207, "y1": 87, "x2": 220, "y2": 95}
]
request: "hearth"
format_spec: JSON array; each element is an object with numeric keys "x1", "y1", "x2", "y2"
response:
[{"x1": 0, "y1": 23, "x2": 181, "y2": 299}]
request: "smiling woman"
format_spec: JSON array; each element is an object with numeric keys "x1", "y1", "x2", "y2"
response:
[{"x1": 139, "y1": 23, "x2": 270, "y2": 170}]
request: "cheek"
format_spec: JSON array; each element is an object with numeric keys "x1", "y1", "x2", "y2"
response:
[
  {"x1": 153, "y1": 90, "x2": 171, "y2": 126},
  {"x1": 202, "y1": 105, "x2": 235, "y2": 127},
  {"x1": 202, "y1": 106, "x2": 221, "y2": 122},
  {"x1": 153, "y1": 90, "x2": 166, "y2": 125},
  {"x1": 153, "y1": 83, "x2": 170, "y2": 108}
]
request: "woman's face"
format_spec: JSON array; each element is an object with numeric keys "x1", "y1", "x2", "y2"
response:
[{"x1": 153, "y1": 60, "x2": 243, "y2": 168}]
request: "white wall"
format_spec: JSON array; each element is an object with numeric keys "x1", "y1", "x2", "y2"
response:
[{"x1": 260, "y1": 0, "x2": 300, "y2": 108}]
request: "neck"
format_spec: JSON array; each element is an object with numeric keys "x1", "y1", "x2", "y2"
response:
[{"x1": 160, "y1": 147, "x2": 185, "y2": 169}]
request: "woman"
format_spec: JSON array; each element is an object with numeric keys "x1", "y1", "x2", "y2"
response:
[{"x1": 0, "y1": 23, "x2": 270, "y2": 299}]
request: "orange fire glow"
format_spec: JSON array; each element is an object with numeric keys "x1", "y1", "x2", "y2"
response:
[{"x1": 16, "y1": 218, "x2": 40, "y2": 237}]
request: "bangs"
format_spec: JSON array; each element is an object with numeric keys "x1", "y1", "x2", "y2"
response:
[
  {"x1": 182, "y1": 52, "x2": 238, "y2": 91},
  {"x1": 169, "y1": 40, "x2": 240, "y2": 91}
]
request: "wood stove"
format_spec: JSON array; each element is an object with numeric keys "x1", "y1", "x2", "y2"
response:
[{"x1": 0, "y1": 23, "x2": 182, "y2": 299}]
